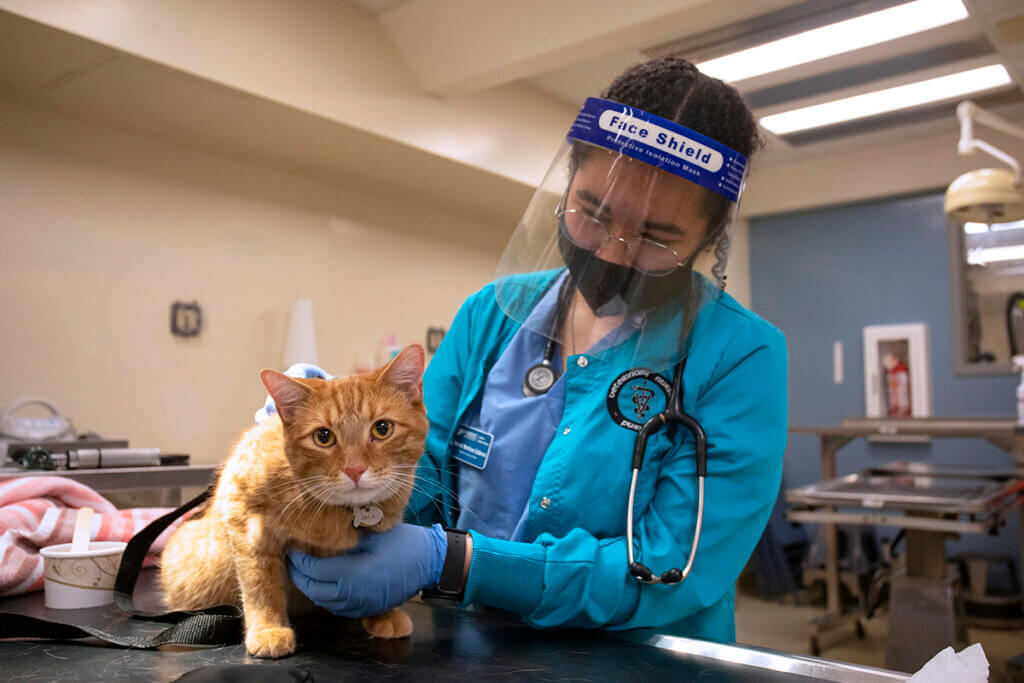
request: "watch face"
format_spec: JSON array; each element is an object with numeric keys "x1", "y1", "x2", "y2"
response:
[{"x1": 524, "y1": 364, "x2": 557, "y2": 396}]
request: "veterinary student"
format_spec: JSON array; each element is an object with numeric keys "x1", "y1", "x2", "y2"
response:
[{"x1": 274, "y1": 57, "x2": 788, "y2": 643}]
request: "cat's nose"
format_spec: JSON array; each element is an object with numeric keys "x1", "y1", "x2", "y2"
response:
[{"x1": 344, "y1": 466, "x2": 366, "y2": 485}]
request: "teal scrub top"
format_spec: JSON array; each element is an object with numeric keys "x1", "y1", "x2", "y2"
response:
[{"x1": 406, "y1": 271, "x2": 788, "y2": 642}]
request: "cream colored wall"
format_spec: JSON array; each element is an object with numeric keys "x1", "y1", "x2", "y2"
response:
[
  {"x1": 0, "y1": 0, "x2": 573, "y2": 186},
  {"x1": 0, "y1": 97, "x2": 504, "y2": 465},
  {"x1": 743, "y1": 117, "x2": 1024, "y2": 219},
  {"x1": 724, "y1": 218, "x2": 751, "y2": 309}
]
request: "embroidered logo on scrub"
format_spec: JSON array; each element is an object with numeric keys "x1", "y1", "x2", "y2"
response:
[
  {"x1": 606, "y1": 368, "x2": 671, "y2": 432},
  {"x1": 451, "y1": 425, "x2": 493, "y2": 469}
]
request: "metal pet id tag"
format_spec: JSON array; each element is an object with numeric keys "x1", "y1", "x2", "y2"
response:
[{"x1": 352, "y1": 504, "x2": 384, "y2": 528}]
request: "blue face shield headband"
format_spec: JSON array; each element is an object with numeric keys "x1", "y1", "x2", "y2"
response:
[{"x1": 567, "y1": 97, "x2": 747, "y2": 204}]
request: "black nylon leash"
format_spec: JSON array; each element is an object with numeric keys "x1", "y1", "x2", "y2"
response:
[{"x1": 0, "y1": 487, "x2": 244, "y2": 648}]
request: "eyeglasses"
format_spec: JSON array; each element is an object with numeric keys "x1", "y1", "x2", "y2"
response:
[{"x1": 556, "y1": 207, "x2": 690, "y2": 276}]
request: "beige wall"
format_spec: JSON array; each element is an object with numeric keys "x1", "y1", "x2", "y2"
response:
[
  {"x1": 742, "y1": 113, "x2": 1024, "y2": 219},
  {"x1": 0, "y1": 97, "x2": 504, "y2": 465},
  {"x1": 0, "y1": 0, "x2": 573, "y2": 187},
  {"x1": 724, "y1": 218, "x2": 751, "y2": 309}
]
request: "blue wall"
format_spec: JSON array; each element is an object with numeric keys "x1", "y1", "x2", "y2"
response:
[{"x1": 750, "y1": 192, "x2": 1019, "y2": 562}]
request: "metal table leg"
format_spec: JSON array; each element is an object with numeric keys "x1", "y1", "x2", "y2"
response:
[
  {"x1": 822, "y1": 436, "x2": 840, "y2": 616},
  {"x1": 1019, "y1": 504, "x2": 1024, "y2": 607},
  {"x1": 1015, "y1": 429, "x2": 1024, "y2": 596},
  {"x1": 806, "y1": 435, "x2": 861, "y2": 655},
  {"x1": 885, "y1": 512, "x2": 967, "y2": 672}
]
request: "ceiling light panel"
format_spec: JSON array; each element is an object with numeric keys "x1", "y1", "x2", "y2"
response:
[
  {"x1": 742, "y1": 35, "x2": 995, "y2": 110},
  {"x1": 759, "y1": 64, "x2": 1013, "y2": 135},
  {"x1": 777, "y1": 88, "x2": 1023, "y2": 148},
  {"x1": 994, "y1": 219, "x2": 1024, "y2": 231},
  {"x1": 968, "y1": 244, "x2": 1024, "y2": 265},
  {"x1": 696, "y1": 0, "x2": 969, "y2": 83}
]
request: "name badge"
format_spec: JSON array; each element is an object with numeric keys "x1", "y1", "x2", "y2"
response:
[{"x1": 451, "y1": 425, "x2": 493, "y2": 470}]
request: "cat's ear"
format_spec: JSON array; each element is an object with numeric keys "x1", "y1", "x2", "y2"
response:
[
  {"x1": 260, "y1": 370, "x2": 311, "y2": 423},
  {"x1": 379, "y1": 344, "x2": 425, "y2": 402}
]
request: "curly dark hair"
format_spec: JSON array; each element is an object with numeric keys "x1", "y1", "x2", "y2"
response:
[
  {"x1": 601, "y1": 57, "x2": 762, "y2": 161},
  {"x1": 570, "y1": 57, "x2": 762, "y2": 260}
]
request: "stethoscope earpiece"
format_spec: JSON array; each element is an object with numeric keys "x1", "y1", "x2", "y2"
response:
[{"x1": 629, "y1": 562, "x2": 685, "y2": 585}]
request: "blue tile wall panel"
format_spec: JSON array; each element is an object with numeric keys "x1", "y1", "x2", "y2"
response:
[{"x1": 750, "y1": 192, "x2": 1018, "y2": 565}]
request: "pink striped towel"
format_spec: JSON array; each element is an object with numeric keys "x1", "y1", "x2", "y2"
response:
[{"x1": 0, "y1": 476, "x2": 186, "y2": 597}]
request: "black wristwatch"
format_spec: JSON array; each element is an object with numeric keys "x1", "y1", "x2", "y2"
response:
[{"x1": 421, "y1": 528, "x2": 468, "y2": 606}]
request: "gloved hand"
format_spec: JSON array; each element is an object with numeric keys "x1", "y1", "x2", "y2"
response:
[
  {"x1": 287, "y1": 523, "x2": 447, "y2": 617},
  {"x1": 254, "y1": 362, "x2": 334, "y2": 423}
]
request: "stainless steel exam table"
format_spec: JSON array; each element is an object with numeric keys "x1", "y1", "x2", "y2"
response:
[
  {"x1": 787, "y1": 459, "x2": 1024, "y2": 672},
  {"x1": 0, "y1": 569, "x2": 909, "y2": 682}
]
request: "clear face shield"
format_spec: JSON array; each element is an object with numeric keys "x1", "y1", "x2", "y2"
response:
[{"x1": 495, "y1": 97, "x2": 748, "y2": 374}]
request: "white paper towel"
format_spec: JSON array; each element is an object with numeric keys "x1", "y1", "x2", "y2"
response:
[
  {"x1": 283, "y1": 297, "x2": 319, "y2": 368},
  {"x1": 908, "y1": 643, "x2": 989, "y2": 682}
]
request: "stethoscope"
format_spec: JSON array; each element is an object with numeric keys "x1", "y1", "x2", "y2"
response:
[
  {"x1": 521, "y1": 278, "x2": 708, "y2": 586},
  {"x1": 522, "y1": 336, "x2": 560, "y2": 396},
  {"x1": 627, "y1": 358, "x2": 707, "y2": 585},
  {"x1": 522, "y1": 277, "x2": 573, "y2": 397}
]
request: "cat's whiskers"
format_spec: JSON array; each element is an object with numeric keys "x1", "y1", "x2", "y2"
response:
[
  {"x1": 387, "y1": 469, "x2": 460, "y2": 498},
  {"x1": 284, "y1": 478, "x2": 373, "y2": 528},
  {"x1": 261, "y1": 476, "x2": 326, "y2": 495},
  {"x1": 282, "y1": 486, "x2": 320, "y2": 528},
  {"x1": 272, "y1": 478, "x2": 332, "y2": 529},
  {"x1": 308, "y1": 487, "x2": 334, "y2": 528},
  {"x1": 377, "y1": 472, "x2": 417, "y2": 496},
  {"x1": 387, "y1": 472, "x2": 447, "y2": 496},
  {"x1": 286, "y1": 481, "x2": 329, "y2": 528},
  {"x1": 271, "y1": 487, "x2": 312, "y2": 529},
  {"x1": 374, "y1": 477, "x2": 406, "y2": 500},
  {"x1": 259, "y1": 477, "x2": 330, "y2": 511},
  {"x1": 385, "y1": 471, "x2": 462, "y2": 514},
  {"x1": 393, "y1": 480, "x2": 472, "y2": 516}
]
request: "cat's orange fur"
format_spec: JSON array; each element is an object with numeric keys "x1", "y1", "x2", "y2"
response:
[{"x1": 160, "y1": 345, "x2": 429, "y2": 658}]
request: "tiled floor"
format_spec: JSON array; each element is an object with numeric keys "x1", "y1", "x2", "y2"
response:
[{"x1": 734, "y1": 588, "x2": 1023, "y2": 680}]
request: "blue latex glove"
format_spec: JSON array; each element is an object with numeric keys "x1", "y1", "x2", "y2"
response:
[
  {"x1": 254, "y1": 362, "x2": 334, "y2": 423},
  {"x1": 287, "y1": 523, "x2": 447, "y2": 617}
]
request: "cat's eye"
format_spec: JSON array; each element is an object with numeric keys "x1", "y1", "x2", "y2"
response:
[
  {"x1": 313, "y1": 428, "x2": 336, "y2": 447},
  {"x1": 370, "y1": 420, "x2": 393, "y2": 440}
]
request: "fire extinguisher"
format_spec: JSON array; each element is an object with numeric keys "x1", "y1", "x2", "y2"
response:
[{"x1": 883, "y1": 353, "x2": 911, "y2": 418}]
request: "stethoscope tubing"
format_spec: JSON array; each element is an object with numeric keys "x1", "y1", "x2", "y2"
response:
[
  {"x1": 627, "y1": 469, "x2": 705, "y2": 584},
  {"x1": 626, "y1": 359, "x2": 708, "y2": 586}
]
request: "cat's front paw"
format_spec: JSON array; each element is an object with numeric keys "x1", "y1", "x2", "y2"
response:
[
  {"x1": 361, "y1": 608, "x2": 413, "y2": 639},
  {"x1": 245, "y1": 626, "x2": 296, "y2": 658}
]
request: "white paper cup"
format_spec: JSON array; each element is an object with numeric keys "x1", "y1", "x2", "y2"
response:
[{"x1": 39, "y1": 541, "x2": 127, "y2": 609}]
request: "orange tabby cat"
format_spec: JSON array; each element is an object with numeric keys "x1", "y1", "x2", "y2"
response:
[{"x1": 160, "y1": 344, "x2": 429, "y2": 658}]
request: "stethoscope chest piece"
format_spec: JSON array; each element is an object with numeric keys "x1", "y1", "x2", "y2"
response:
[
  {"x1": 523, "y1": 360, "x2": 557, "y2": 397},
  {"x1": 523, "y1": 277, "x2": 573, "y2": 398}
]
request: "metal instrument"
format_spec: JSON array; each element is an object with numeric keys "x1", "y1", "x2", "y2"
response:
[{"x1": 5, "y1": 438, "x2": 187, "y2": 470}]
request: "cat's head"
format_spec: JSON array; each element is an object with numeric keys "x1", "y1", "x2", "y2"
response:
[{"x1": 259, "y1": 344, "x2": 429, "y2": 507}]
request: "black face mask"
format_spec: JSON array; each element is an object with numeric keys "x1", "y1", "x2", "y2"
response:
[{"x1": 557, "y1": 219, "x2": 691, "y2": 317}]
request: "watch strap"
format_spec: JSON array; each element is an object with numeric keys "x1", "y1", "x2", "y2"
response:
[{"x1": 423, "y1": 528, "x2": 467, "y2": 603}]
